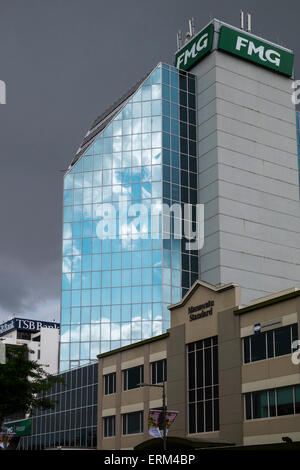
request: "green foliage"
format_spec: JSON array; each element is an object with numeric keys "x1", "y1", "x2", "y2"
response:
[{"x1": 0, "y1": 344, "x2": 63, "y2": 425}]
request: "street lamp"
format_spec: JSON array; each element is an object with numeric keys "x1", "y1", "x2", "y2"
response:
[{"x1": 139, "y1": 382, "x2": 167, "y2": 451}]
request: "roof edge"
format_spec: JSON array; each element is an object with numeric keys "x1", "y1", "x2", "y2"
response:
[
  {"x1": 168, "y1": 280, "x2": 239, "y2": 311},
  {"x1": 234, "y1": 289, "x2": 300, "y2": 316},
  {"x1": 97, "y1": 332, "x2": 169, "y2": 359}
]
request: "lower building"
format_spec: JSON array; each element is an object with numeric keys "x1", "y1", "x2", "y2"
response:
[
  {"x1": 18, "y1": 361, "x2": 98, "y2": 450},
  {"x1": 97, "y1": 280, "x2": 300, "y2": 449},
  {"x1": 0, "y1": 317, "x2": 60, "y2": 375}
]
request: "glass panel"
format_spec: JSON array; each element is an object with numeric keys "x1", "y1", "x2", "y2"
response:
[
  {"x1": 295, "y1": 385, "x2": 300, "y2": 414},
  {"x1": 189, "y1": 404, "x2": 196, "y2": 434},
  {"x1": 250, "y1": 333, "x2": 266, "y2": 362},
  {"x1": 126, "y1": 411, "x2": 143, "y2": 434},
  {"x1": 267, "y1": 331, "x2": 274, "y2": 358},
  {"x1": 274, "y1": 327, "x2": 291, "y2": 357},
  {"x1": 252, "y1": 391, "x2": 268, "y2": 419},
  {"x1": 126, "y1": 366, "x2": 143, "y2": 390},
  {"x1": 276, "y1": 386, "x2": 294, "y2": 416},
  {"x1": 245, "y1": 394, "x2": 252, "y2": 420},
  {"x1": 243, "y1": 337, "x2": 250, "y2": 363},
  {"x1": 269, "y1": 389, "x2": 276, "y2": 417}
]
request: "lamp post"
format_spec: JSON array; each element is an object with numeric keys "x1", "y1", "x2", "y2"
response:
[{"x1": 140, "y1": 382, "x2": 167, "y2": 451}]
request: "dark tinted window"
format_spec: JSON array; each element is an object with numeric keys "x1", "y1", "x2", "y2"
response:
[
  {"x1": 123, "y1": 366, "x2": 143, "y2": 391},
  {"x1": 251, "y1": 334, "x2": 266, "y2": 362},
  {"x1": 275, "y1": 327, "x2": 291, "y2": 357}
]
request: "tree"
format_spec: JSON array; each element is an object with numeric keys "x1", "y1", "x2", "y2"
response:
[{"x1": 0, "y1": 344, "x2": 63, "y2": 433}]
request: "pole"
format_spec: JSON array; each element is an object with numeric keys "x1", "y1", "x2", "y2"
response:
[{"x1": 162, "y1": 382, "x2": 166, "y2": 451}]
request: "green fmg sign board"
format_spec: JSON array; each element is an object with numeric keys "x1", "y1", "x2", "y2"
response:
[
  {"x1": 3, "y1": 418, "x2": 31, "y2": 437},
  {"x1": 218, "y1": 26, "x2": 294, "y2": 77},
  {"x1": 175, "y1": 22, "x2": 294, "y2": 77},
  {"x1": 174, "y1": 24, "x2": 214, "y2": 71}
]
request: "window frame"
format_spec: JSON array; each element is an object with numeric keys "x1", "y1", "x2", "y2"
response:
[
  {"x1": 122, "y1": 411, "x2": 144, "y2": 435},
  {"x1": 187, "y1": 336, "x2": 219, "y2": 434},
  {"x1": 151, "y1": 358, "x2": 167, "y2": 385},
  {"x1": 244, "y1": 384, "x2": 300, "y2": 420},
  {"x1": 123, "y1": 365, "x2": 144, "y2": 391},
  {"x1": 104, "y1": 372, "x2": 116, "y2": 395},
  {"x1": 243, "y1": 323, "x2": 298, "y2": 364},
  {"x1": 103, "y1": 415, "x2": 116, "y2": 438}
]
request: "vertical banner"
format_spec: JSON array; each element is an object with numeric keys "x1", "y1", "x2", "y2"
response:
[{"x1": 148, "y1": 410, "x2": 179, "y2": 438}]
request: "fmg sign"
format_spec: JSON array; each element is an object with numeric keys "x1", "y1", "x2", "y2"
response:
[
  {"x1": 174, "y1": 24, "x2": 214, "y2": 71},
  {"x1": 218, "y1": 26, "x2": 294, "y2": 77}
]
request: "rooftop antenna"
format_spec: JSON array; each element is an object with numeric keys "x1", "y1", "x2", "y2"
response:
[
  {"x1": 176, "y1": 30, "x2": 182, "y2": 50},
  {"x1": 191, "y1": 17, "x2": 195, "y2": 36},
  {"x1": 247, "y1": 12, "x2": 252, "y2": 32},
  {"x1": 240, "y1": 10, "x2": 244, "y2": 30},
  {"x1": 184, "y1": 18, "x2": 194, "y2": 44}
]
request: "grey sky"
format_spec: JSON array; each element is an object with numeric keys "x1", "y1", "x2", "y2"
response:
[{"x1": 0, "y1": 0, "x2": 299, "y2": 323}]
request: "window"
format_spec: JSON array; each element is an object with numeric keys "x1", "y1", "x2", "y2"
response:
[
  {"x1": 151, "y1": 359, "x2": 167, "y2": 384},
  {"x1": 103, "y1": 416, "x2": 115, "y2": 437},
  {"x1": 187, "y1": 336, "x2": 219, "y2": 434},
  {"x1": 122, "y1": 411, "x2": 143, "y2": 435},
  {"x1": 245, "y1": 384, "x2": 300, "y2": 419},
  {"x1": 243, "y1": 324, "x2": 298, "y2": 364},
  {"x1": 123, "y1": 365, "x2": 144, "y2": 391},
  {"x1": 104, "y1": 372, "x2": 116, "y2": 395}
]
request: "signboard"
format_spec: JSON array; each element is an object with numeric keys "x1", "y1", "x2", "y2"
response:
[
  {"x1": 0, "y1": 318, "x2": 60, "y2": 337},
  {"x1": 174, "y1": 24, "x2": 214, "y2": 71},
  {"x1": 218, "y1": 25, "x2": 294, "y2": 77},
  {"x1": 148, "y1": 410, "x2": 179, "y2": 438},
  {"x1": 2, "y1": 418, "x2": 32, "y2": 437},
  {"x1": 188, "y1": 300, "x2": 214, "y2": 321}
]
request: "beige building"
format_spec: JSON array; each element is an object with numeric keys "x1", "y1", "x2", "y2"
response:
[{"x1": 97, "y1": 280, "x2": 300, "y2": 449}]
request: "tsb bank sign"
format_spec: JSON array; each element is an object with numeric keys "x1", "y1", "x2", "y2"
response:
[{"x1": 218, "y1": 26, "x2": 294, "y2": 77}]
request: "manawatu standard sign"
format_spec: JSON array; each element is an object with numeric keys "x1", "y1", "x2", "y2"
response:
[
  {"x1": 218, "y1": 25, "x2": 294, "y2": 77},
  {"x1": 174, "y1": 23, "x2": 214, "y2": 71},
  {"x1": 188, "y1": 300, "x2": 214, "y2": 321},
  {"x1": 0, "y1": 318, "x2": 60, "y2": 336}
]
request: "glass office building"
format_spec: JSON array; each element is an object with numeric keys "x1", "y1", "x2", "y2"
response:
[
  {"x1": 19, "y1": 362, "x2": 98, "y2": 449},
  {"x1": 60, "y1": 63, "x2": 198, "y2": 371}
]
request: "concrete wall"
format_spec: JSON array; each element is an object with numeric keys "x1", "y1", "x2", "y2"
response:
[
  {"x1": 218, "y1": 307, "x2": 243, "y2": 444},
  {"x1": 192, "y1": 48, "x2": 300, "y2": 305}
]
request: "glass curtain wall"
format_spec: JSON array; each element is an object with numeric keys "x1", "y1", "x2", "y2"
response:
[{"x1": 19, "y1": 362, "x2": 98, "y2": 449}]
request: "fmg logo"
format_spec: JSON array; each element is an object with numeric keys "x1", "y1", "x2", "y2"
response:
[
  {"x1": 174, "y1": 23, "x2": 214, "y2": 71},
  {"x1": 0, "y1": 79, "x2": 6, "y2": 104},
  {"x1": 235, "y1": 36, "x2": 281, "y2": 67}
]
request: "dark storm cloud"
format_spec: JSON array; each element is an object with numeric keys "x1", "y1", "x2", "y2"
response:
[{"x1": 0, "y1": 0, "x2": 299, "y2": 322}]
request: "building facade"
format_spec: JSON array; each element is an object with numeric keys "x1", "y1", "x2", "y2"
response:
[
  {"x1": 60, "y1": 18, "x2": 300, "y2": 372},
  {"x1": 97, "y1": 280, "x2": 300, "y2": 449},
  {"x1": 60, "y1": 63, "x2": 198, "y2": 371},
  {"x1": 0, "y1": 318, "x2": 60, "y2": 375}
]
